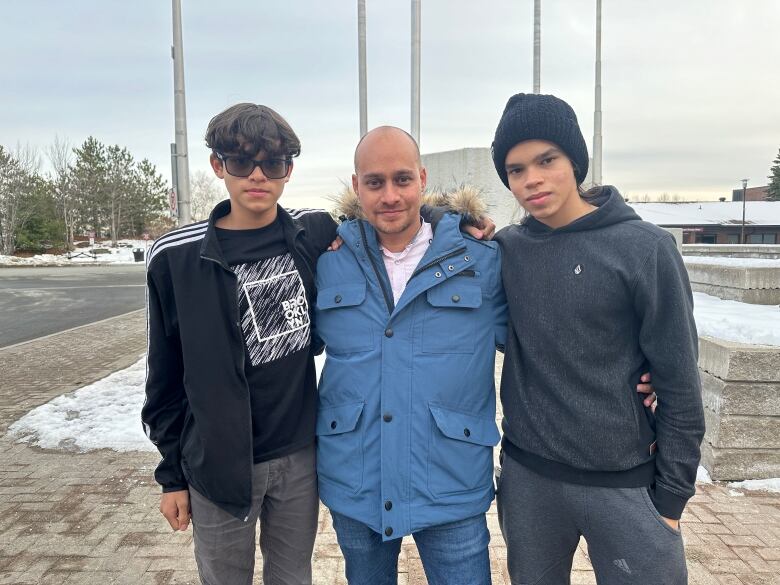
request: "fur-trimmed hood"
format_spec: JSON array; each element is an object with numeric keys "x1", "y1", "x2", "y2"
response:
[{"x1": 329, "y1": 184, "x2": 487, "y2": 225}]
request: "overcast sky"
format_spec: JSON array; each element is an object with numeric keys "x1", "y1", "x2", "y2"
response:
[{"x1": 2, "y1": 1, "x2": 778, "y2": 208}]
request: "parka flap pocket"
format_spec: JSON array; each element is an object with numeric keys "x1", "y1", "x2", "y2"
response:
[
  {"x1": 429, "y1": 404, "x2": 500, "y2": 446},
  {"x1": 317, "y1": 402, "x2": 365, "y2": 436},
  {"x1": 426, "y1": 283, "x2": 482, "y2": 309},
  {"x1": 317, "y1": 283, "x2": 366, "y2": 310}
]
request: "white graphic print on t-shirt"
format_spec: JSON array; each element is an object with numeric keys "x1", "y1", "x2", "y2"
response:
[{"x1": 232, "y1": 253, "x2": 311, "y2": 366}]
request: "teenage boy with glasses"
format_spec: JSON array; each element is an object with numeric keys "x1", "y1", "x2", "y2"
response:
[{"x1": 142, "y1": 103, "x2": 338, "y2": 584}]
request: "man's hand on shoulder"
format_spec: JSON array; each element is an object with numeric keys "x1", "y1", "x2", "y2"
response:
[
  {"x1": 327, "y1": 235, "x2": 344, "y2": 251},
  {"x1": 160, "y1": 489, "x2": 191, "y2": 531},
  {"x1": 464, "y1": 214, "x2": 496, "y2": 241}
]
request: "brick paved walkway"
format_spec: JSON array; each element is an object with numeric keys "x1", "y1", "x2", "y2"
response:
[{"x1": 0, "y1": 311, "x2": 778, "y2": 584}]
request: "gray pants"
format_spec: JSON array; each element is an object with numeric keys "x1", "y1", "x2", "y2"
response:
[
  {"x1": 496, "y1": 454, "x2": 687, "y2": 585},
  {"x1": 189, "y1": 444, "x2": 319, "y2": 585}
]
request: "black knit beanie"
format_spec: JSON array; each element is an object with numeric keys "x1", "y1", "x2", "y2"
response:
[{"x1": 491, "y1": 93, "x2": 589, "y2": 188}]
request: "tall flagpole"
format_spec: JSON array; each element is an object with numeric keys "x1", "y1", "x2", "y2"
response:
[
  {"x1": 358, "y1": 0, "x2": 368, "y2": 137},
  {"x1": 533, "y1": 0, "x2": 541, "y2": 93},
  {"x1": 411, "y1": 0, "x2": 421, "y2": 145},
  {"x1": 592, "y1": 0, "x2": 603, "y2": 186},
  {"x1": 172, "y1": 0, "x2": 191, "y2": 225}
]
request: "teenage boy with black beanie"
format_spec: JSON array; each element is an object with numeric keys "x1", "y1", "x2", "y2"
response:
[{"x1": 492, "y1": 93, "x2": 704, "y2": 584}]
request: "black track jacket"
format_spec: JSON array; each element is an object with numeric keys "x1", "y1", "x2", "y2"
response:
[{"x1": 142, "y1": 201, "x2": 337, "y2": 520}]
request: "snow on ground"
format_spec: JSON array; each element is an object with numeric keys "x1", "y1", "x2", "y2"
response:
[
  {"x1": 729, "y1": 478, "x2": 780, "y2": 493},
  {"x1": 693, "y1": 292, "x2": 780, "y2": 346},
  {"x1": 684, "y1": 256, "x2": 780, "y2": 268},
  {"x1": 0, "y1": 240, "x2": 149, "y2": 266},
  {"x1": 8, "y1": 357, "x2": 154, "y2": 452},
  {"x1": 697, "y1": 466, "x2": 713, "y2": 484},
  {"x1": 7, "y1": 354, "x2": 327, "y2": 454}
]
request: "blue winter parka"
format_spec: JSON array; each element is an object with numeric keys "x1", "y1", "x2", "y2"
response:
[{"x1": 314, "y1": 211, "x2": 507, "y2": 540}]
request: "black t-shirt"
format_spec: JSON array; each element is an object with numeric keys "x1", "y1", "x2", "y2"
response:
[{"x1": 215, "y1": 219, "x2": 317, "y2": 463}]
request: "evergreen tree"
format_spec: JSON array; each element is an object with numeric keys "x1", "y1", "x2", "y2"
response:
[
  {"x1": 70, "y1": 137, "x2": 108, "y2": 237},
  {"x1": 14, "y1": 175, "x2": 63, "y2": 252},
  {"x1": 0, "y1": 145, "x2": 45, "y2": 255},
  {"x1": 125, "y1": 159, "x2": 168, "y2": 237},
  {"x1": 105, "y1": 145, "x2": 134, "y2": 245},
  {"x1": 768, "y1": 148, "x2": 780, "y2": 201}
]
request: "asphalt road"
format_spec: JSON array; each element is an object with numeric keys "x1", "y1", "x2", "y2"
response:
[{"x1": 0, "y1": 265, "x2": 146, "y2": 348}]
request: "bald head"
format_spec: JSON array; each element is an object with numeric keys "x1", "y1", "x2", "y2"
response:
[
  {"x1": 353, "y1": 126, "x2": 421, "y2": 172},
  {"x1": 350, "y1": 125, "x2": 427, "y2": 253}
]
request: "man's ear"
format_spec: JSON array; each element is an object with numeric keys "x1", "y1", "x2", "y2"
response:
[
  {"x1": 419, "y1": 166, "x2": 427, "y2": 192},
  {"x1": 351, "y1": 173, "x2": 359, "y2": 196},
  {"x1": 284, "y1": 161, "x2": 294, "y2": 183},
  {"x1": 210, "y1": 153, "x2": 224, "y2": 179}
]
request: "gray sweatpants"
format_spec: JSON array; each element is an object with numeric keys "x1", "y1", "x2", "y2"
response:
[
  {"x1": 189, "y1": 444, "x2": 319, "y2": 585},
  {"x1": 496, "y1": 454, "x2": 687, "y2": 585}
]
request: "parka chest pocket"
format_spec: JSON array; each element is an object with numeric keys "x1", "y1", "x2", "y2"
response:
[
  {"x1": 421, "y1": 282, "x2": 482, "y2": 354},
  {"x1": 316, "y1": 283, "x2": 374, "y2": 355}
]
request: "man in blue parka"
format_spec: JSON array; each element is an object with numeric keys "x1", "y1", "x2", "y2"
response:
[{"x1": 314, "y1": 126, "x2": 507, "y2": 585}]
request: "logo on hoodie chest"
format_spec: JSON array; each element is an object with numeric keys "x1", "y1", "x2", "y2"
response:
[{"x1": 573, "y1": 264, "x2": 583, "y2": 275}]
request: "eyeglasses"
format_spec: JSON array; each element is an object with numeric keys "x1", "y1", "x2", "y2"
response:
[{"x1": 215, "y1": 152, "x2": 292, "y2": 179}]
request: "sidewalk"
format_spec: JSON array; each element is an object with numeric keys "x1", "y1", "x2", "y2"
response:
[{"x1": 0, "y1": 311, "x2": 778, "y2": 584}]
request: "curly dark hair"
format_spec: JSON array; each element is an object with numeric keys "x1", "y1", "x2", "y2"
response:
[{"x1": 205, "y1": 103, "x2": 301, "y2": 159}]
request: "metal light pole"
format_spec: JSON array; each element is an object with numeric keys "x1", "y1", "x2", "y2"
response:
[
  {"x1": 172, "y1": 0, "x2": 192, "y2": 225},
  {"x1": 741, "y1": 178, "x2": 749, "y2": 244},
  {"x1": 411, "y1": 0, "x2": 421, "y2": 144},
  {"x1": 592, "y1": 0, "x2": 603, "y2": 186},
  {"x1": 358, "y1": 0, "x2": 368, "y2": 137},
  {"x1": 533, "y1": 0, "x2": 541, "y2": 93}
]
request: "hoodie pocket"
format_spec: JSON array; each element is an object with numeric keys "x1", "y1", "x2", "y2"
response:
[
  {"x1": 316, "y1": 401, "x2": 365, "y2": 494},
  {"x1": 422, "y1": 282, "x2": 482, "y2": 354},
  {"x1": 629, "y1": 380, "x2": 657, "y2": 459},
  {"x1": 316, "y1": 283, "x2": 374, "y2": 355},
  {"x1": 427, "y1": 403, "x2": 500, "y2": 496}
]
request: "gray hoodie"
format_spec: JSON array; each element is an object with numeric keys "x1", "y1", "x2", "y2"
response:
[{"x1": 495, "y1": 186, "x2": 704, "y2": 520}]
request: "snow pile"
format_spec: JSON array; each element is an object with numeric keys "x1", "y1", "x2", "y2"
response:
[
  {"x1": 729, "y1": 478, "x2": 780, "y2": 493},
  {"x1": 696, "y1": 466, "x2": 713, "y2": 484},
  {"x1": 0, "y1": 254, "x2": 72, "y2": 266},
  {"x1": 684, "y1": 256, "x2": 780, "y2": 268},
  {"x1": 693, "y1": 292, "x2": 780, "y2": 346},
  {"x1": 6, "y1": 354, "x2": 326, "y2": 454},
  {"x1": 7, "y1": 357, "x2": 155, "y2": 452},
  {"x1": 0, "y1": 240, "x2": 149, "y2": 266}
]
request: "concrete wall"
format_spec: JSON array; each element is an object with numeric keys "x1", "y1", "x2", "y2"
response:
[
  {"x1": 683, "y1": 244, "x2": 780, "y2": 259},
  {"x1": 685, "y1": 262, "x2": 780, "y2": 304},
  {"x1": 698, "y1": 336, "x2": 780, "y2": 480},
  {"x1": 422, "y1": 148, "x2": 518, "y2": 229},
  {"x1": 662, "y1": 228, "x2": 683, "y2": 253}
]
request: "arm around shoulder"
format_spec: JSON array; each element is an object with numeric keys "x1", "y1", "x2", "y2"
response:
[{"x1": 633, "y1": 234, "x2": 705, "y2": 519}]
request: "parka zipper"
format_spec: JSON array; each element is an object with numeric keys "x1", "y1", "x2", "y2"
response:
[
  {"x1": 410, "y1": 246, "x2": 467, "y2": 280},
  {"x1": 358, "y1": 221, "x2": 395, "y2": 315}
]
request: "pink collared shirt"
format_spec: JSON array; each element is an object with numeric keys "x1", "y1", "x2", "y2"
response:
[{"x1": 380, "y1": 220, "x2": 433, "y2": 305}]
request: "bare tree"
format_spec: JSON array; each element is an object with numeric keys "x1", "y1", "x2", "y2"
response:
[
  {"x1": 105, "y1": 145, "x2": 134, "y2": 246},
  {"x1": 190, "y1": 170, "x2": 226, "y2": 221},
  {"x1": 47, "y1": 135, "x2": 75, "y2": 249}
]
